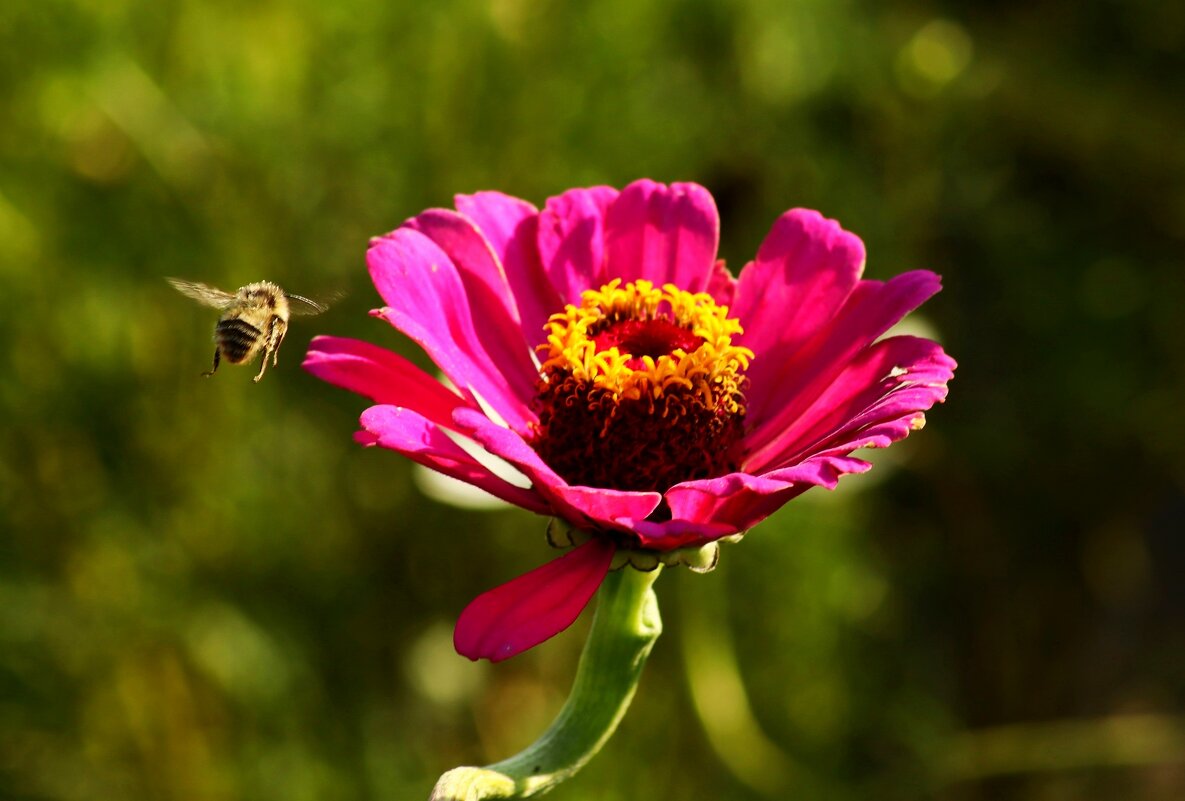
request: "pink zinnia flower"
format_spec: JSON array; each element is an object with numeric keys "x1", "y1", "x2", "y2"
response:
[{"x1": 304, "y1": 179, "x2": 955, "y2": 662}]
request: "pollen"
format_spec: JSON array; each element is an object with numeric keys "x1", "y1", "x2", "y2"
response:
[{"x1": 531, "y1": 279, "x2": 754, "y2": 495}]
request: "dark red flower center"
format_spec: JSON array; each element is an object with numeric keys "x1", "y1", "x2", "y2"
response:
[{"x1": 530, "y1": 280, "x2": 753, "y2": 498}]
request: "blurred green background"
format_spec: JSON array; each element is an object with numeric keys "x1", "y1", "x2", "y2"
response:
[{"x1": 3, "y1": 0, "x2": 1184, "y2": 799}]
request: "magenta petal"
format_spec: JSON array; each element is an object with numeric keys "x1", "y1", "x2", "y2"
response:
[
  {"x1": 367, "y1": 229, "x2": 535, "y2": 433},
  {"x1": 449, "y1": 407, "x2": 604, "y2": 530},
  {"x1": 303, "y1": 335, "x2": 467, "y2": 430},
  {"x1": 733, "y1": 209, "x2": 865, "y2": 403},
  {"x1": 537, "y1": 185, "x2": 619, "y2": 303},
  {"x1": 402, "y1": 209, "x2": 539, "y2": 404},
  {"x1": 747, "y1": 335, "x2": 956, "y2": 471},
  {"x1": 452, "y1": 408, "x2": 662, "y2": 531},
  {"x1": 401, "y1": 209, "x2": 521, "y2": 324},
  {"x1": 746, "y1": 270, "x2": 943, "y2": 441},
  {"x1": 454, "y1": 537, "x2": 616, "y2": 662},
  {"x1": 452, "y1": 407, "x2": 567, "y2": 486},
  {"x1": 548, "y1": 484, "x2": 663, "y2": 532},
  {"x1": 360, "y1": 405, "x2": 549, "y2": 513},
  {"x1": 604, "y1": 179, "x2": 719, "y2": 293},
  {"x1": 706, "y1": 259, "x2": 738, "y2": 308},
  {"x1": 455, "y1": 191, "x2": 560, "y2": 342},
  {"x1": 660, "y1": 456, "x2": 873, "y2": 539}
]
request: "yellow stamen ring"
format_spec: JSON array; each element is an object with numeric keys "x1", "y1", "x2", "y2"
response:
[{"x1": 538, "y1": 279, "x2": 753, "y2": 409}]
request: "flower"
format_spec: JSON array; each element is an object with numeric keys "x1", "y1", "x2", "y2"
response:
[{"x1": 304, "y1": 179, "x2": 955, "y2": 662}]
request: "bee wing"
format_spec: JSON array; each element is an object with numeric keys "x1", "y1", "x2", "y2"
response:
[
  {"x1": 167, "y1": 278, "x2": 237, "y2": 309},
  {"x1": 286, "y1": 290, "x2": 341, "y2": 316}
]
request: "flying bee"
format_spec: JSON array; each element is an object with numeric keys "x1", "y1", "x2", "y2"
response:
[{"x1": 167, "y1": 278, "x2": 331, "y2": 382}]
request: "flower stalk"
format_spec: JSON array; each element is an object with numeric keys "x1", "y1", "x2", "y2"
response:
[{"x1": 430, "y1": 565, "x2": 663, "y2": 800}]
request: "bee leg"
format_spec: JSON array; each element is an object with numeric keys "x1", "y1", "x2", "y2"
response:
[
  {"x1": 253, "y1": 319, "x2": 285, "y2": 383},
  {"x1": 202, "y1": 348, "x2": 220, "y2": 377},
  {"x1": 253, "y1": 350, "x2": 270, "y2": 382},
  {"x1": 272, "y1": 322, "x2": 287, "y2": 367}
]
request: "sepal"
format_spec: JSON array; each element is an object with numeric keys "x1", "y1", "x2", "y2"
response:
[{"x1": 611, "y1": 541, "x2": 720, "y2": 574}]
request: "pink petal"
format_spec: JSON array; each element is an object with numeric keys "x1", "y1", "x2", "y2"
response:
[
  {"x1": 399, "y1": 209, "x2": 521, "y2": 324},
  {"x1": 367, "y1": 229, "x2": 535, "y2": 434},
  {"x1": 303, "y1": 335, "x2": 468, "y2": 430},
  {"x1": 604, "y1": 179, "x2": 719, "y2": 293},
  {"x1": 401, "y1": 209, "x2": 539, "y2": 405},
  {"x1": 733, "y1": 208, "x2": 865, "y2": 402},
  {"x1": 745, "y1": 270, "x2": 943, "y2": 444},
  {"x1": 536, "y1": 185, "x2": 619, "y2": 304},
  {"x1": 548, "y1": 484, "x2": 663, "y2": 534},
  {"x1": 360, "y1": 405, "x2": 549, "y2": 513},
  {"x1": 451, "y1": 407, "x2": 565, "y2": 484},
  {"x1": 454, "y1": 537, "x2": 616, "y2": 662},
  {"x1": 452, "y1": 408, "x2": 662, "y2": 532},
  {"x1": 455, "y1": 191, "x2": 560, "y2": 343},
  {"x1": 706, "y1": 259, "x2": 738, "y2": 308},
  {"x1": 655, "y1": 456, "x2": 874, "y2": 545},
  {"x1": 746, "y1": 336, "x2": 956, "y2": 472}
]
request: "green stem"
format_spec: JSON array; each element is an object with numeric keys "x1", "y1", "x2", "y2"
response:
[{"x1": 430, "y1": 566, "x2": 663, "y2": 800}]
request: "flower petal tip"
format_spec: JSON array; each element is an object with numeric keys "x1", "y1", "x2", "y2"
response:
[{"x1": 453, "y1": 538, "x2": 615, "y2": 662}]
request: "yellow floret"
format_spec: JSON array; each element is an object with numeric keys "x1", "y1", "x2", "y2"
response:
[{"x1": 538, "y1": 279, "x2": 753, "y2": 406}]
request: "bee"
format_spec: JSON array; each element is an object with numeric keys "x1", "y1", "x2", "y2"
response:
[{"x1": 167, "y1": 278, "x2": 331, "y2": 382}]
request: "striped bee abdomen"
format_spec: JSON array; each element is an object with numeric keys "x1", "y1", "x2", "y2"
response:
[{"x1": 216, "y1": 318, "x2": 263, "y2": 363}]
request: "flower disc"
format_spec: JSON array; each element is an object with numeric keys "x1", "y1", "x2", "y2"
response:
[{"x1": 532, "y1": 279, "x2": 753, "y2": 495}]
